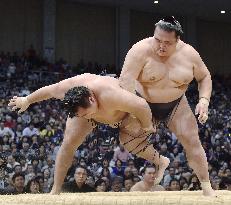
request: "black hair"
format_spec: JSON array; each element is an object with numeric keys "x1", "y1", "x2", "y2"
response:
[
  {"x1": 169, "y1": 178, "x2": 180, "y2": 186},
  {"x1": 26, "y1": 177, "x2": 40, "y2": 193},
  {"x1": 75, "y1": 165, "x2": 87, "y2": 172},
  {"x1": 95, "y1": 178, "x2": 106, "y2": 188},
  {"x1": 155, "y1": 16, "x2": 183, "y2": 37},
  {"x1": 141, "y1": 165, "x2": 156, "y2": 175},
  {"x1": 124, "y1": 176, "x2": 134, "y2": 182},
  {"x1": 62, "y1": 86, "x2": 91, "y2": 118},
  {"x1": 12, "y1": 172, "x2": 25, "y2": 183},
  {"x1": 219, "y1": 177, "x2": 231, "y2": 189}
]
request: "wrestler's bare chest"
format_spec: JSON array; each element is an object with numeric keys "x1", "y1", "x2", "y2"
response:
[
  {"x1": 88, "y1": 105, "x2": 127, "y2": 127},
  {"x1": 138, "y1": 54, "x2": 194, "y2": 88},
  {"x1": 92, "y1": 111, "x2": 125, "y2": 124}
]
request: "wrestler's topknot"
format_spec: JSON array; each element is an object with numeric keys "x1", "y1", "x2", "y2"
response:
[
  {"x1": 62, "y1": 86, "x2": 91, "y2": 118},
  {"x1": 155, "y1": 16, "x2": 183, "y2": 37}
]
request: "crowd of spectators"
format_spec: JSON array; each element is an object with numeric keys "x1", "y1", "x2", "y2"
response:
[{"x1": 0, "y1": 50, "x2": 230, "y2": 194}]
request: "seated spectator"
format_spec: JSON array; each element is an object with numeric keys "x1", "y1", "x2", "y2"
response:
[
  {"x1": 0, "y1": 169, "x2": 9, "y2": 189},
  {"x1": 24, "y1": 164, "x2": 35, "y2": 185},
  {"x1": 22, "y1": 123, "x2": 39, "y2": 137},
  {"x1": 6, "y1": 172, "x2": 26, "y2": 194},
  {"x1": 113, "y1": 144, "x2": 132, "y2": 165},
  {"x1": 169, "y1": 147, "x2": 185, "y2": 163},
  {"x1": 182, "y1": 183, "x2": 189, "y2": 190},
  {"x1": 96, "y1": 158, "x2": 113, "y2": 176},
  {"x1": 41, "y1": 156, "x2": 55, "y2": 177},
  {"x1": 20, "y1": 142, "x2": 35, "y2": 159},
  {"x1": 100, "y1": 167, "x2": 112, "y2": 180},
  {"x1": 6, "y1": 155, "x2": 20, "y2": 173},
  {"x1": 133, "y1": 176, "x2": 141, "y2": 184},
  {"x1": 35, "y1": 176, "x2": 47, "y2": 193},
  {"x1": 9, "y1": 165, "x2": 23, "y2": 179},
  {"x1": 95, "y1": 178, "x2": 107, "y2": 192},
  {"x1": 124, "y1": 167, "x2": 133, "y2": 178},
  {"x1": 42, "y1": 168, "x2": 53, "y2": 190},
  {"x1": 131, "y1": 167, "x2": 140, "y2": 178},
  {"x1": 219, "y1": 176, "x2": 231, "y2": 190},
  {"x1": 123, "y1": 176, "x2": 134, "y2": 192},
  {"x1": 163, "y1": 167, "x2": 179, "y2": 187},
  {"x1": 130, "y1": 165, "x2": 164, "y2": 191},
  {"x1": 179, "y1": 176, "x2": 188, "y2": 190},
  {"x1": 0, "y1": 121, "x2": 15, "y2": 138},
  {"x1": 211, "y1": 176, "x2": 221, "y2": 190},
  {"x1": 225, "y1": 168, "x2": 231, "y2": 177},
  {"x1": 110, "y1": 176, "x2": 123, "y2": 192},
  {"x1": 4, "y1": 115, "x2": 15, "y2": 129},
  {"x1": 26, "y1": 178, "x2": 41, "y2": 193},
  {"x1": 127, "y1": 159, "x2": 136, "y2": 169},
  {"x1": 168, "y1": 179, "x2": 181, "y2": 191},
  {"x1": 101, "y1": 176, "x2": 110, "y2": 191},
  {"x1": 112, "y1": 159, "x2": 124, "y2": 177},
  {"x1": 188, "y1": 174, "x2": 201, "y2": 191},
  {"x1": 85, "y1": 175, "x2": 95, "y2": 188},
  {"x1": 40, "y1": 124, "x2": 54, "y2": 138},
  {"x1": 62, "y1": 166, "x2": 95, "y2": 192}
]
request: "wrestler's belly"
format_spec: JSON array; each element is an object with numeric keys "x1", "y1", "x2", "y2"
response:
[{"x1": 136, "y1": 82, "x2": 188, "y2": 103}]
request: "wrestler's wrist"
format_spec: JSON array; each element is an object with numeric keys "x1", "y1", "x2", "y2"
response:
[
  {"x1": 24, "y1": 96, "x2": 31, "y2": 105},
  {"x1": 199, "y1": 97, "x2": 209, "y2": 106}
]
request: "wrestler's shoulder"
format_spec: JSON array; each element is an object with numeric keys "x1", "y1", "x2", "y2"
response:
[
  {"x1": 73, "y1": 73, "x2": 116, "y2": 83},
  {"x1": 152, "y1": 185, "x2": 165, "y2": 191},
  {"x1": 130, "y1": 181, "x2": 144, "y2": 191},
  {"x1": 130, "y1": 37, "x2": 152, "y2": 52},
  {"x1": 179, "y1": 41, "x2": 199, "y2": 56}
]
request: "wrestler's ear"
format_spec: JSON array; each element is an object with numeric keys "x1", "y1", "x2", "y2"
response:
[{"x1": 88, "y1": 96, "x2": 95, "y2": 104}]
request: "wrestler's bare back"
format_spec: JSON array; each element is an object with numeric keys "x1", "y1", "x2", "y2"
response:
[
  {"x1": 58, "y1": 73, "x2": 128, "y2": 125},
  {"x1": 123, "y1": 38, "x2": 199, "y2": 103}
]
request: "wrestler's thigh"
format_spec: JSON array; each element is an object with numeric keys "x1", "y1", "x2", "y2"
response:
[
  {"x1": 119, "y1": 118, "x2": 149, "y2": 153},
  {"x1": 63, "y1": 117, "x2": 94, "y2": 147},
  {"x1": 168, "y1": 96, "x2": 199, "y2": 145}
]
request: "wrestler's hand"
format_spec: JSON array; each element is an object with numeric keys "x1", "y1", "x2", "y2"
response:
[
  {"x1": 8, "y1": 96, "x2": 30, "y2": 114},
  {"x1": 195, "y1": 98, "x2": 209, "y2": 124}
]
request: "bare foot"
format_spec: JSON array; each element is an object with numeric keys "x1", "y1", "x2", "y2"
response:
[
  {"x1": 201, "y1": 181, "x2": 217, "y2": 197},
  {"x1": 154, "y1": 156, "x2": 170, "y2": 185},
  {"x1": 203, "y1": 188, "x2": 217, "y2": 197},
  {"x1": 203, "y1": 189, "x2": 217, "y2": 197}
]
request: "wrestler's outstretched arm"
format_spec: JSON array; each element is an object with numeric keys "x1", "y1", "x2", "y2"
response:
[
  {"x1": 8, "y1": 75, "x2": 83, "y2": 113},
  {"x1": 192, "y1": 48, "x2": 212, "y2": 124},
  {"x1": 50, "y1": 117, "x2": 93, "y2": 195}
]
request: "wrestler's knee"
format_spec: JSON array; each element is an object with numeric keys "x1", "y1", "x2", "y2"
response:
[{"x1": 183, "y1": 137, "x2": 205, "y2": 158}]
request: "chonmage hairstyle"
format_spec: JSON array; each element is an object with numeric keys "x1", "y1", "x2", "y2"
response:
[
  {"x1": 155, "y1": 16, "x2": 183, "y2": 37},
  {"x1": 62, "y1": 86, "x2": 91, "y2": 118}
]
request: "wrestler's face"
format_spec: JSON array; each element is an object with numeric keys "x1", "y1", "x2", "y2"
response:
[
  {"x1": 143, "y1": 167, "x2": 156, "y2": 183},
  {"x1": 76, "y1": 96, "x2": 98, "y2": 119},
  {"x1": 153, "y1": 26, "x2": 179, "y2": 57}
]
